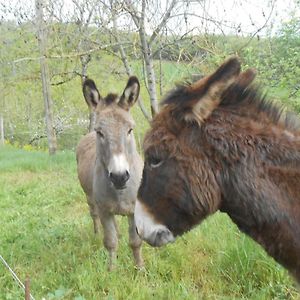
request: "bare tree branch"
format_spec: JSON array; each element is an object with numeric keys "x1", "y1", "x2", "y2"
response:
[
  {"x1": 237, "y1": 0, "x2": 276, "y2": 52},
  {"x1": 7, "y1": 41, "x2": 132, "y2": 65},
  {"x1": 148, "y1": 0, "x2": 177, "y2": 46},
  {"x1": 110, "y1": 0, "x2": 152, "y2": 122}
]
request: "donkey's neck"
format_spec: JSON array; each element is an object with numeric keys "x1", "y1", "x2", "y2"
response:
[
  {"x1": 223, "y1": 203, "x2": 300, "y2": 282},
  {"x1": 220, "y1": 166, "x2": 300, "y2": 282},
  {"x1": 207, "y1": 112, "x2": 300, "y2": 169}
]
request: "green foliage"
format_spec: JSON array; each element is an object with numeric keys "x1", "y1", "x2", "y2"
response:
[
  {"x1": 272, "y1": 17, "x2": 300, "y2": 92},
  {"x1": 239, "y1": 16, "x2": 300, "y2": 111},
  {"x1": 0, "y1": 15, "x2": 300, "y2": 150}
]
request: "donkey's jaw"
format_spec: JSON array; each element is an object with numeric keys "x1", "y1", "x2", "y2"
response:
[{"x1": 134, "y1": 200, "x2": 175, "y2": 247}]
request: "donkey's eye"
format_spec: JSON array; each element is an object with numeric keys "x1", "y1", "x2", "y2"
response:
[
  {"x1": 149, "y1": 157, "x2": 163, "y2": 169},
  {"x1": 128, "y1": 128, "x2": 133, "y2": 135}
]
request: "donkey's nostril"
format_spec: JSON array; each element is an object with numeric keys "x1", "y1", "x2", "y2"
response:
[
  {"x1": 152, "y1": 228, "x2": 175, "y2": 247},
  {"x1": 125, "y1": 170, "x2": 130, "y2": 181},
  {"x1": 109, "y1": 171, "x2": 130, "y2": 189},
  {"x1": 135, "y1": 226, "x2": 140, "y2": 236}
]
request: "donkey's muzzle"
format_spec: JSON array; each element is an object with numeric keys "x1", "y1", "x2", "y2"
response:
[{"x1": 109, "y1": 171, "x2": 130, "y2": 189}]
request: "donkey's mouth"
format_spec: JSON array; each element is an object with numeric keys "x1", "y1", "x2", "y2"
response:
[
  {"x1": 137, "y1": 227, "x2": 175, "y2": 247},
  {"x1": 134, "y1": 200, "x2": 175, "y2": 247},
  {"x1": 114, "y1": 184, "x2": 127, "y2": 190},
  {"x1": 108, "y1": 178, "x2": 128, "y2": 190},
  {"x1": 109, "y1": 170, "x2": 130, "y2": 190}
]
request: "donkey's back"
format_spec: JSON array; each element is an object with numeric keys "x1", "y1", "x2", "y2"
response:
[{"x1": 76, "y1": 131, "x2": 96, "y2": 197}]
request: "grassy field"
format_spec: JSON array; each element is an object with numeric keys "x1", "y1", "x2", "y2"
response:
[{"x1": 0, "y1": 145, "x2": 299, "y2": 300}]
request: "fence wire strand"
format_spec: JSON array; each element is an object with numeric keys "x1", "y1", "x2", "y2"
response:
[{"x1": 0, "y1": 254, "x2": 35, "y2": 300}]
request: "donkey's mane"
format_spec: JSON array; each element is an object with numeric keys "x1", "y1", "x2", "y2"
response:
[
  {"x1": 222, "y1": 82, "x2": 300, "y2": 131},
  {"x1": 162, "y1": 79, "x2": 300, "y2": 132},
  {"x1": 104, "y1": 93, "x2": 119, "y2": 105}
]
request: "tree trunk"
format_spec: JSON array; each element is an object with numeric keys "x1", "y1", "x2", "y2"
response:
[
  {"x1": 80, "y1": 54, "x2": 91, "y2": 84},
  {"x1": 116, "y1": 38, "x2": 151, "y2": 121},
  {"x1": 139, "y1": 26, "x2": 159, "y2": 117},
  {"x1": 79, "y1": 54, "x2": 95, "y2": 132},
  {"x1": 138, "y1": 0, "x2": 158, "y2": 117},
  {"x1": 0, "y1": 116, "x2": 4, "y2": 146},
  {"x1": 35, "y1": 0, "x2": 57, "y2": 155},
  {"x1": 159, "y1": 47, "x2": 163, "y2": 96},
  {"x1": 110, "y1": 1, "x2": 151, "y2": 122}
]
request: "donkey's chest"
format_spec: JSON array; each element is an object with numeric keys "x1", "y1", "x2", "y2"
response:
[
  {"x1": 105, "y1": 196, "x2": 135, "y2": 215},
  {"x1": 93, "y1": 179, "x2": 138, "y2": 215},
  {"x1": 98, "y1": 191, "x2": 136, "y2": 215},
  {"x1": 92, "y1": 160, "x2": 142, "y2": 215}
]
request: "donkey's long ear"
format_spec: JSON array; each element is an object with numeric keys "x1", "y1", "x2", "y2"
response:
[
  {"x1": 119, "y1": 76, "x2": 140, "y2": 110},
  {"x1": 236, "y1": 68, "x2": 256, "y2": 86},
  {"x1": 82, "y1": 79, "x2": 101, "y2": 110},
  {"x1": 164, "y1": 57, "x2": 241, "y2": 125},
  {"x1": 220, "y1": 68, "x2": 256, "y2": 106}
]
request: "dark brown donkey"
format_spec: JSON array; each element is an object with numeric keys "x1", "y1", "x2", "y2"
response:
[
  {"x1": 77, "y1": 77, "x2": 143, "y2": 271},
  {"x1": 135, "y1": 57, "x2": 300, "y2": 282}
]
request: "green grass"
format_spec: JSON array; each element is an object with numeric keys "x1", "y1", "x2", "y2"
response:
[{"x1": 0, "y1": 145, "x2": 299, "y2": 300}]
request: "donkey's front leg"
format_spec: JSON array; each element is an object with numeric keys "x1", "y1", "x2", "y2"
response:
[
  {"x1": 100, "y1": 212, "x2": 118, "y2": 271},
  {"x1": 128, "y1": 214, "x2": 143, "y2": 268},
  {"x1": 87, "y1": 196, "x2": 101, "y2": 234}
]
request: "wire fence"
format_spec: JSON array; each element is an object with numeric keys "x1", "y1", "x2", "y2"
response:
[{"x1": 0, "y1": 254, "x2": 35, "y2": 300}]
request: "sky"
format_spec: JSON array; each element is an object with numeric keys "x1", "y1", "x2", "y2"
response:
[
  {"x1": 179, "y1": 0, "x2": 299, "y2": 35},
  {"x1": 0, "y1": 0, "x2": 299, "y2": 36}
]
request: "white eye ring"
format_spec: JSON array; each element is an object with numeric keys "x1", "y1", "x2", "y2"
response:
[{"x1": 150, "y1": 160, "x2": 163, "y2": 168}]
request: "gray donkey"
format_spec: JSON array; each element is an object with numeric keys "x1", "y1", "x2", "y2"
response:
[{"x1": 76, "y1": 76, "x2": 143, "y2": 270}]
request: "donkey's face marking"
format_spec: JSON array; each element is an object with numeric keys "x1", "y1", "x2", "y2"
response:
[
  {"x1": 134, "y1": 200, "x2": 175, "y2": 247},
  {"x1": 94, "y1": 106, "x2": 135, "y2": 189}
]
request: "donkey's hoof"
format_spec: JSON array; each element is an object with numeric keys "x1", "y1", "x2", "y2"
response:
[
  {"x1": 107, "y1": 263, "x2": 116, "y2": 272},
  {"x1": 134, "y1": 264, "x2": 146, "y2": 272},
  {"x1": 135, "y1": 259, "x2": 145, "y2": 270}
]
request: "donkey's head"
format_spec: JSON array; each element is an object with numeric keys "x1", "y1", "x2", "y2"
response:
[
  {"x1": 135, "y1": 58, "x2": 254, "y2": 246},
  {"x1": 83, "y1": 77, "x2": 140, "y2": 190}
]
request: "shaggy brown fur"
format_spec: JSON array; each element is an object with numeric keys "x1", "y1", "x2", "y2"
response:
[{"x1": 137, "y1": 57, "x2": 300, "y2": 282}]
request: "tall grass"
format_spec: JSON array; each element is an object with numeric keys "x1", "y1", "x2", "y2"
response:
[{"x1": 0, "y1": 145, "x2": 299, "y2": 299}]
